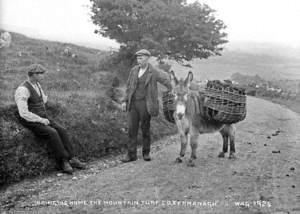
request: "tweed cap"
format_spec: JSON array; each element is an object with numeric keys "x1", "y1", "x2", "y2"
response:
[
  {"x1": 135, "y1": 49, "x2": 151, "y2": 56},
  {"x1": 27, "y1": 64, "x2": 47, "y2": 75}
]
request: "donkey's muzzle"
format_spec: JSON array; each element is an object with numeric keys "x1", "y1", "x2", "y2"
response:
[{"x1": 177, "y1": 113, "x2": 184, "y2": 120}]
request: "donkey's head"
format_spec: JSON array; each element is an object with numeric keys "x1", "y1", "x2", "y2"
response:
[{"x1": 170, "y1": 70, "x2": 193, "y2": 120}]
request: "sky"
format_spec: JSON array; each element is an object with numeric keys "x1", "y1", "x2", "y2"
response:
[
  {"x1": 1, "y1": 0, "x2": 300, "y2": 50},
  {"x1": 199, "y1": 0, "x2": 300, "y2": 47},
  {"x1": 0, "y1": 0, "x2": 119, "y2": 49}
]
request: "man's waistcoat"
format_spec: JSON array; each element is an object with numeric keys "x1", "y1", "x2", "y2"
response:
[
  {"x1": 132, "y1": 70, "x2": 148, "y2": 101},
  {"x1": 22, "y1": 81, "x2": 48, "y2": 118}
]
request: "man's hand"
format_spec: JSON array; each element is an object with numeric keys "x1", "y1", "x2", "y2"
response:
[
  {"x1": 121, "y1": 102, "x2": 127, "y2": 112},
  {"x1": 41, "y1": 118, "x2": 50, "y2": 125}
]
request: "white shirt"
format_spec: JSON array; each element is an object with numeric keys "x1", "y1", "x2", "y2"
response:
[
  {"x1": 138, "y1": 65, "x2": 148, "y2": 78},
  {"x1": 15, "y1": 81, "x2": 48, "y2": 123}
]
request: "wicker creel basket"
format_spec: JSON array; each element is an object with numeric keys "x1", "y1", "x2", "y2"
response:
[
  {"x1": 162, "y1": 81, "x2": 246, "y2": 124},
  {"x1": 162, "y1": 91, "x2": 176, "y2": 123},
  {"x1": 203, "y1": 81, "x2": 247, "y2": 124}
]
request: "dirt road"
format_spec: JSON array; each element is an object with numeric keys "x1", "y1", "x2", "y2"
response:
[{"x1": 1, "y1": 96, "x2": 300, "y2": 214}]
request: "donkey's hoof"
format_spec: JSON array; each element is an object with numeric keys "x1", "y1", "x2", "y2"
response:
[
  {"x1": 218, "y1": 152, "x2": 225, "y2": 158},
  {"x1": 229, "y1": 153, "x2": 236, "y2": 159},
  {"x1": 187, "y1": 159, "x2": 195, "y2": 167},
  {"x1": 175, "y1": 157, "x2": 183, "y2": 163}
]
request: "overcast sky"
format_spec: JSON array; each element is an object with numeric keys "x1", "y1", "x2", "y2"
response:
[{"x1": 1, "y1": 0, "x2": 300, "y2": 50}]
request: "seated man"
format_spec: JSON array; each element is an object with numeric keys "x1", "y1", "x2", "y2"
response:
[{"x1": 15, "y1": 64, "x2": 86, "y2": 174}]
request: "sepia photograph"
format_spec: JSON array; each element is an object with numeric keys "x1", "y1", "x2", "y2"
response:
[{"x1": 0, "y1": 0, "x2": 299, "y2": 213}]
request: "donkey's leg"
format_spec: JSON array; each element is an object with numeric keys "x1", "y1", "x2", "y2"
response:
[
  {"x1": 187, "y1": 132, "x2": 199, "y2": 167},
  {"x1": 228, "y1": 125, "x2": 236, "y2": 159},
  {"x1": 190, "y1": 134, "x2": 198, "y2": 159},
  {"x1": 180, "y1": 133, "x2": 188, "y2": 157},
  {"x1": 218, "y1": 127, "x2": 229, "y2": 158},
  {"x1": 175, "y1": 118, "x2": 189, "y2": 163},
  {"x1": 175, "y1": 133, "x2": 188, "y2": 163}
]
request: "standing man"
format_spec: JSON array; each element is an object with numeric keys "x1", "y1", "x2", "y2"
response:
[
  {"x1": 15, "y1": 64, "x2": 86, "y2": 174},
  {"x1": 121, "y1": 49, "x2": 172, "y2": 162}
]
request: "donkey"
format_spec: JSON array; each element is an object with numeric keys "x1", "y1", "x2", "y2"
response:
[{"x1": 170, "y1": 71, "x2": 236, "y2": 167}]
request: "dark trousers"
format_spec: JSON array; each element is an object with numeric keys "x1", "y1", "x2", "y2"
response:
[
  {"x1": 128, "y1": 99, "x2": 151, "y2": 158},
  {"x1": 20, "y1": 119, "x2": 74, "y2": 163}
]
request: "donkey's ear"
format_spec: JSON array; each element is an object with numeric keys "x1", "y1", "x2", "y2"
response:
[
  {"x1": 184, "y1": 71, "x2": 193, "y2": 86},
  {"x1": 170, "y1": 70, "x2": 178, "y2": 87}
]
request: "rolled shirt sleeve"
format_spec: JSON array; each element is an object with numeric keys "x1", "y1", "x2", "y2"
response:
[{"x1": 14, "y1": 86, "x2": 45, "y2": 123}]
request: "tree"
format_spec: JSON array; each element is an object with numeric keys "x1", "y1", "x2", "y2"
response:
[{"x1": 90, "y1": 0, "x2": 227, "y2": 64}]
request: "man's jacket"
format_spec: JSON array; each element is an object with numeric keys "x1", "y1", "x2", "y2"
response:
[{"x1": 123, "y1": 63, "x2": 172, "y2": 116}]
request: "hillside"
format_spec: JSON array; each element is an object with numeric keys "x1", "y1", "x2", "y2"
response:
[
  {"x1": 0, "y1": 31, "x2": 105, "y2": 104},
  {"x1": 0, "y1": 32, "x2": 176, "y2": 186}
]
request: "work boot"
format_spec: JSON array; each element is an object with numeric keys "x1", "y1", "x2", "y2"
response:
[
  {"x1": 61, "y1": 159, "x2": 73, "y2": 174},
  {"x1": 142, "y1": 136, "x2": 151, "y2": 161},
  {"x1": 143, "y1": 153, "x2": 151, "y2": 161},
  {"x1": 69, "y1": 157, "x2": 86, "y2": 169},
  {"x1": 121, "y1": 154, "x2": 137, "y2": 163}
]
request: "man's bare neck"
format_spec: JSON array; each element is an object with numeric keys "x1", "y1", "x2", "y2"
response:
[{"x1": 28, "y1": 77, "x2": 37, "y2": 85}]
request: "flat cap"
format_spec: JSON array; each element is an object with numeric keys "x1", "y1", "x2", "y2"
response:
[
  {"x1": 135, "y1": 49, "x2": 151, "y2": 56},
  {"x1": 27, "y1": 64, "x2": 47, "y2": 75}
]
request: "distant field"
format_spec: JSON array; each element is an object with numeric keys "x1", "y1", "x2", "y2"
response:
[
  {"x1": 151, "y1": 48, "x2": 300, "y2": 81},
  {"x1": 262, "y1": 97, "x2": 300, "y2": 115}
]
